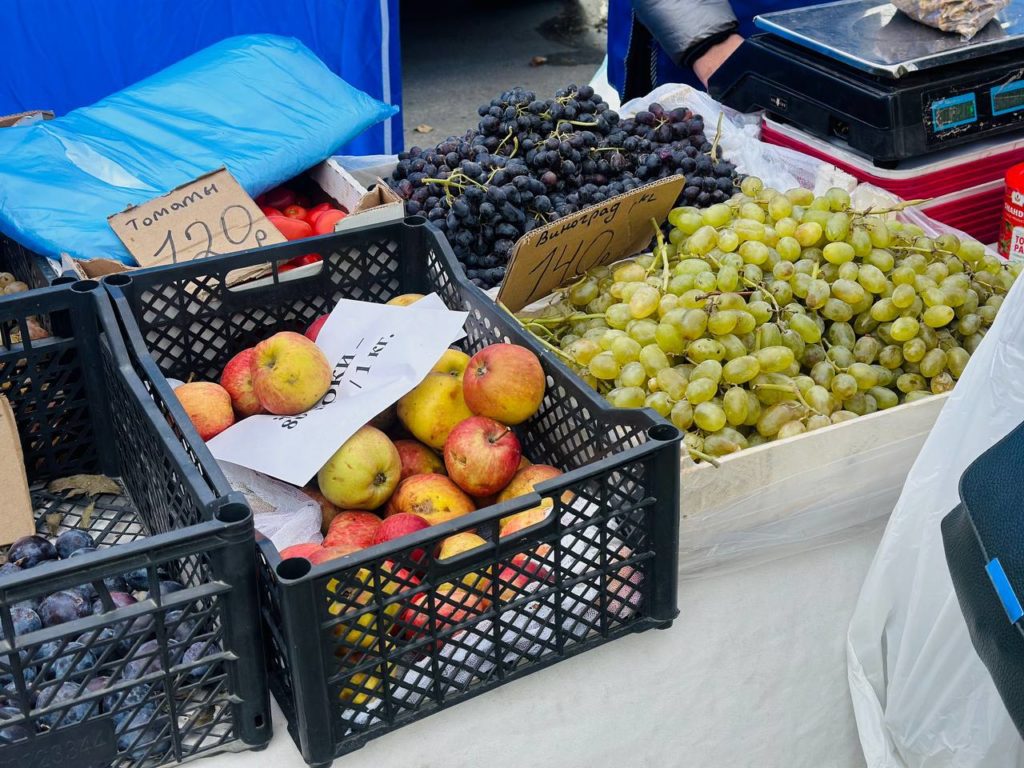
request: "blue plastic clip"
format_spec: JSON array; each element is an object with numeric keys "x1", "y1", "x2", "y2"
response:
[{"x1": 985, "y1": 558, "x2": 1024, "y2": 624}]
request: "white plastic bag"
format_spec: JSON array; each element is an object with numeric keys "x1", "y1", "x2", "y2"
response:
[
  {"x1": 847, "y1": 264, "x2": 1024, "y2": 766},
  {"x1": 219, "y1": 461, "x2": 323, "y2": 550}
]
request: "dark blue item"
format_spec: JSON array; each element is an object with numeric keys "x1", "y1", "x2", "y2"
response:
[
  {"x1": 607, "y1": 0, "x2": 827, "y2": 98},
  {"x1": 943, "y1": 419, "x2": 1024, "y2": 740},
  {"x1": 0, "y1": 0, "x2": 401, "y2": 155},
  {"x1": 0, "y1": 35, "x2": 396, "y2": 265}
]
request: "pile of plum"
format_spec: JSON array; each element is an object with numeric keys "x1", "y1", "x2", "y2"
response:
[{"x1": 0, "y1": 530, "x2": 215, "y2": 755}]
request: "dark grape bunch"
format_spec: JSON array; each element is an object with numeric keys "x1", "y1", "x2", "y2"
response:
[{"x1": 390, "y1": 84, "x2": 739, "y2": 289}]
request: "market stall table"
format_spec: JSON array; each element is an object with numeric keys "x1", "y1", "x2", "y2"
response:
[{"x1": 202, "y1": 526, "x2": 879, "y2": 768}]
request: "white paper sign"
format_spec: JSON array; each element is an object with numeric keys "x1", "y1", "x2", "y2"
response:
[{"x1": 208, "y1": 295, "x2": 468, "y2": 485}]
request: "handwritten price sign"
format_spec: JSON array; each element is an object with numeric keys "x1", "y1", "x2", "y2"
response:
[
  {"x1": 108, "y1": 168, "x2": 285, "y2": 269},
  {"x1": 497, "y1": 175, "x2": 684, "y2": 312}
]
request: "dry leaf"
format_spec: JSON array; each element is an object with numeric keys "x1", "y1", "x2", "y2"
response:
[
  {"x1": 530, "y1": 55, "x2": 548, "y2": 67},
  {"x1": 47, "y1": 474, "x2": 121, "y2": 498},
  {"x1": 80, "y1": 501, "x2": 95, "y2": 529},
  {"x1": 45, "y1": 512, "x2": 63, "y2": 537},
  {"x1": 414, "y1": 124, "x2": 434, "y2": 134}
]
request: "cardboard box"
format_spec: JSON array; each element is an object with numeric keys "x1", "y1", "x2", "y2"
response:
[
  {"x1": 0, "y1": 110, "x2": 54, "y2": 128},
  {"x1": 678, "y1": 392, "x2": 947, "y2": 577}
]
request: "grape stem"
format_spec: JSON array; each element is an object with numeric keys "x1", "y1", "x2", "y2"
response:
[
  {"x1": 687, "y1": 446, "x2": 722, "y2": 468},
  {"x1": 650, "y1": 218, "x2": 671, "y2": 292},
  {"x1": 500, "y1": 301, "x2": 578, "y2": 364},
  {"x1": 709, "y1": 113, "x2": 725, "y2": 162}
]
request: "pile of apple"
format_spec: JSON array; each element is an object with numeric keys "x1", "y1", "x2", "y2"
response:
[
  {"x1": 170, "y1": 292, "x2": 563, "y2": 567},
  {"x1": 256, "y1": 184, "x2": 349, "y2": 272}
]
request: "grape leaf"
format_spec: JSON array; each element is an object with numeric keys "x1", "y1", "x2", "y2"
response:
[{"x1": 47, "y1": 474, "x2": 121, "y2": 498}]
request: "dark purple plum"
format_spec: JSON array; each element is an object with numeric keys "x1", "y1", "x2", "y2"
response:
[
  {"x1": 55, "y1": 530, "x2": 95, "y2": 560},
  {"x1": 37, "y1": 682, "x2": 90, "y2": 727},
  {"x1": 124, "y1": 640, "x2": 163, "y2": 680},
  {"x1": 0, "y1": 706, "x2": 30, "y2": 744},
  {"x1": 6, "y1": 607, "x2": 41, "y2": 638},
  {"x1": 125, "y1": 568, "x2": 150, "y2": 591},
  {"x1": 93, "y1": 592, "x2": 137, "y2": 615},
  {"x1": 102, "y1": 682, "x2": 150, "y2": 715},
  {"x1": 7, "y1": 536, "x2": 57, "y2": 568},
  {"x1": 182, "y1": 641, "x2": 215, "y2": 680},
  {"x1": 115, "y1": 702, "x2": 170, "y2": 759},
  {"x1": 39, "y1": 591, "x2": 91, "y2": 627},
  {"x1": 49, "y1": 642, "x2": 98, "y2": 681},
  {"x1": 0, "y1": 563, "x2": 21, "y2": 578},
  {"x1": 156, "y1": 581, "x2": 185, "y2": 597}
]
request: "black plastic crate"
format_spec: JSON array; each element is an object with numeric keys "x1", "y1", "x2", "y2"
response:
[
  {"x1": 0, "y1": 234, "x2": 60, "y2": 290},
  {"x1": 104, "y1": 218, "x2": 682, "y2": 766},
  {"x1": 0, "y1": 281, "x2": 271, "y2": 766}
]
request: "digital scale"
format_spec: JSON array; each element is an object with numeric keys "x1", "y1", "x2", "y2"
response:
[{"x1": 708, "y1": 0, "x2": 1024, "y2": 166}]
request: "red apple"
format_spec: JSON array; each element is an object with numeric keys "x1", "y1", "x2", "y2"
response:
[
  {"x1": 308, "y1": 544, "x2": 361, "y2": 565},
  {"x1": 173, "y1": 382, "x2": 235, "y2": 441},
  {"x1": 279, "y1": 542, "x2": 322, "y2": 561},
  {"x1": 394, "y1": 439, "x2": 445, "y2": 481},
  {"x1": 463, "y1": 344, "x2": 546, "y2": 425},
  {"x1": 497, "y1": 551, "x2": 552, "y2": 602},
  {"x1": 443, "y1": 417, "x2": 522, "y2": 497},
  {"x1": 324, "y1": 511, "x2": 381, "y2": 551},
  {"x1": 220, "y1": 348, "x2": 265, "y2": 417},
  {"x1": 398, "y1": 583, "x2": 490, "y2": 643},
  {"x1": 385, "y1": 475, "x2": 476, "y2": 526},
  {"x1": 372, "y1": 513, "x2": 430, "y2": 545},
  {"x1": 251, "y1": 332, "x2": 332, "y2": 415},
  {"x1": 305, "y1": 315, "x2": 329, "y2": 342}
]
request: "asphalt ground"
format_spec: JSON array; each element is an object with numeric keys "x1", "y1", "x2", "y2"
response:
[{"x1": 400, "y1": 0, "x2": 608, "y2": 149}]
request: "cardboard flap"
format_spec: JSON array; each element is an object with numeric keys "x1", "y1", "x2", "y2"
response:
[
  {"x1": 0, "y1": 396, "x2": 35, "y2": 545},
  {"x1": 497, "y1": 176, "x2": 685, "y2": 312},
  {"x1": 108, "y1": 168, "x2": 286, "y2": 269},
  {"x1": 0, "y1": 110, "x2": 54, "y2": 128}
]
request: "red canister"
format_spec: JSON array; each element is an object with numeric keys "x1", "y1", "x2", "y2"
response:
[{"x1": 999, "y1": 163, "x2": 1024, "y2": 260}]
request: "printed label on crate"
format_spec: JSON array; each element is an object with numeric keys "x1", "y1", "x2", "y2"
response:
[
  {"x1": 497, "y1": 176, "x2": 685, "y2": 312},
  {"x1": 108, "y1": 168, "x2": 286, "y2": 269},
  {"x1": 208, "y1": 294, "x2": 468, "y2": 486}
]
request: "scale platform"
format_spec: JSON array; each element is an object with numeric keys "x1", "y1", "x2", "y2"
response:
[{"x1": 709, "y1": 0, "x2": 1024, "y2": 165}]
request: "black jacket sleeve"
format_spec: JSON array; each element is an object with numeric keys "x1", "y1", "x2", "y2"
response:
[{"x1": 632, "y1": 0, "x2": 739, "y2": 67}]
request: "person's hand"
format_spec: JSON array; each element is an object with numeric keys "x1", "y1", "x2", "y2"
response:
[{"x1": 693, "y1": 34, "x2": 745, "y2": 87}]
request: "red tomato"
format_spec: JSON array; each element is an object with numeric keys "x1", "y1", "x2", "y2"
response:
[
  {"x1": 267, "y1": 214, "x2": 313, "y2": 241},
  {"x1": 283, "y1": 205, "x2": 308, "y2": 220},
  {"x1": 263, "y1": 187, "x2": 296, "y2": 210},
  {"x1": 288, "y1": 254, "x2": 322, "y2": 267},
  {"x1": 260, "y1": 205, "x2": 282, "y2": 217},
  {"x1": 305, "y1": 202, "x2": 333, "y2": 224},
  {"x1": 313, "y1": 209, "x2": 347, "y2": 235},
  {"x1": 278, "y1": 263, "x2": 297, "y2": 273},
  {"x1": 296, "y1": 195, "x2": 312, "y2": 208}
]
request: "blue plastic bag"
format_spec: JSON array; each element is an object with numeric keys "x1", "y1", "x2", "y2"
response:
[{"x1": 0, "y1": 34, "x2": 397, "y2": 265}]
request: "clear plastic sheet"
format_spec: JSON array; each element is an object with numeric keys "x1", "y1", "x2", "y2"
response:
[
  {"x1": 847, "y1": 249, "x2": 1024, "y2": 767},
  {"x1": 892, "y1": 0, "x2": 1008, "y2": 40},
  {"x1": 219, "y1": 462, "x2": 323, "y2": 551}
]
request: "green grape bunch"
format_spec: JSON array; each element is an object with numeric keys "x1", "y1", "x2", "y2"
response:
[{"x1": 518, "y1": 177, "x2": 1020, "y2": 463}]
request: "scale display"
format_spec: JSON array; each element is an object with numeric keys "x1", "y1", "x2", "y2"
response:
[
  {"x1": 993, "y1": 81, "x2": 1024, "y2": 115},
  {"x1": 931, "y1": 93, "x2": 978, "y2": 131}
]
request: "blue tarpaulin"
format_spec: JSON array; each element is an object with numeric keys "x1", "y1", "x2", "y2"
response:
[
  {"x1": 0, "y1": 35, "x2": 397, "y2": 264},
  {"x1": 0, "y1": 0, "x2": 402, "y2": 155}
]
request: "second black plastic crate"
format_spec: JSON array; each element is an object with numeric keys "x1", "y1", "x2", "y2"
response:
[
  {"x1": 0, "y1": 281, "x2": 271, "y2": 766},
  {"x1": 0, "y1": 233, "x2": 60, "y2": 290},
  {"x1": 105, "y1": 219, "x2": 681, "y2": 766}
]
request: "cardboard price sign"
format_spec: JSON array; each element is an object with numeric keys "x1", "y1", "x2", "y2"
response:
[
  {"x1": 108, "y1": 168, "x2": 285, "y2": 268},
  {"x1": 497, "y1": 176, "x2": 685, "y2": 312}
]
